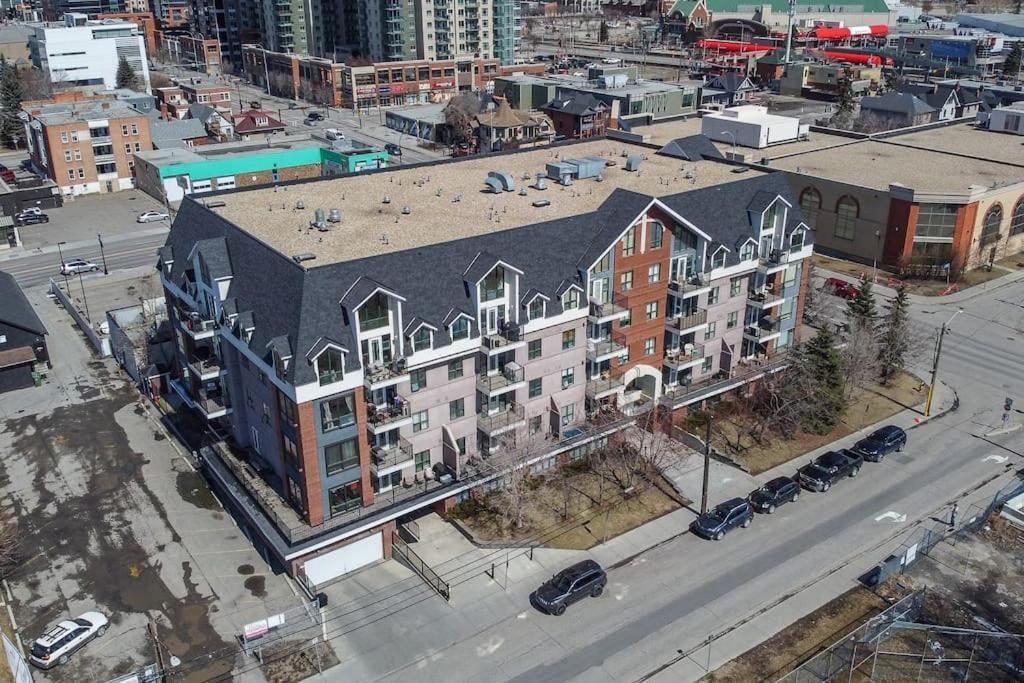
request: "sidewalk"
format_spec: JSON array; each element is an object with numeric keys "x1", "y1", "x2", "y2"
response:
[{"x1": 1, "y1": 225, "x2": 169, "y2": 261}]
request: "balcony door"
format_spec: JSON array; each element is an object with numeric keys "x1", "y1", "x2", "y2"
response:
[
  {"x1": 590, "y1": 276, "x2": 608, "y2": 304},
  {"x1": 483, "y1": 304, "x2": 505, "y2": 335},
  {"x1": 760, "y1": 235, "x2": 773, "y2": 259},
  {"x1": 670, "y1": 255, "x2": 691, "y2": 282},
  {"x1": 361, "y1": 334, "x2": 392, "y2": 368}
]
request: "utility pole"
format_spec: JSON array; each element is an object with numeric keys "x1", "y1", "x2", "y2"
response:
[
  {"x1": 784, "y1": 0, "x2": 796, "y2": 65},
  {"x1": 97, "y1": 233, "x2": 108, "y2": 275},
  {"x1": 701, "y1": 413, "x2": 712, "y2": 515},
  {"x1": 925, "y1": 309, "x2": 962, "y2": 416},
  {"x1": 56, "y1": 240, "x2": 70, "y2": 293}
]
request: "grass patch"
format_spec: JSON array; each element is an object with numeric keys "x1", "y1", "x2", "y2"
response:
[
  {"x1": 452, "y1": 465, "x2": 687, "y2": 551},
  {"x1": 702, "y1": 587, "x2": 888, "y2": 682},
  {"x1": 811, "y1": 254, "x2": 1012, "y2": 297},
  {"x1": 712, "y1": 371, "x2": 925, "y2": 475}
]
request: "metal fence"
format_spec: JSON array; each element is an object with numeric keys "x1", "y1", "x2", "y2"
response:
[
  {"x1": 392, "y1": 530, "x2": 450, "y2": 601},
  {"x1": 238, "y1": 599, "x2": 323, "y2": 666}
]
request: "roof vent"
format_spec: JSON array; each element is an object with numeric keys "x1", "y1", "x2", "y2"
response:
[
  {"x1": 402, "y1": 206, "x2": 412, "y2": 215},
  {"x1": 532, "y1": 199, "x2": 551, "y2": 208},
  {"x1": 625, "y1": 155, "x2": 643, "y2": 172},
  {"x1": 453, "y1": 194, "x2": 463, "y2": 203},
  {"x1": 292, "y1": 252, "x2": 316, "y2": 263},
  {"x1": 484, "y1": 177, "x2": 503, "y2": 194},
  {"x1": 518, "y1": 187, "x2": 528, "y2": 196},
  {"x1": 311, "y1": 208, "x2": 328, "y2": 231},
  {"x1": 487, "y1": 170, "x2": 515, "y2": 192},
  {"x1": 328, "y1": 208, "x2": 341, "y2": 222},
  {"x1": 534, "y1": 173, "x2": 547, "y2": 191},
  {"x1": 295, "y1": 200, "x2": 305, "y2": 210},
  {"x1": 203, "y1": 200, "x2": 226, "y2": 209},
  {"x1": 382, "y1": 195, "x2": 391, "y2": 204}
]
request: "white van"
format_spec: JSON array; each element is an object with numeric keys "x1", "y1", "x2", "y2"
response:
[{"x1": 325, "y1": 128, "x2": 345, "y2": 141}]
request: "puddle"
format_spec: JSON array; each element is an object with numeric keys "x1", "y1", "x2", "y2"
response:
[
  {"x1": 244, "y1": 576, "x2": 267, "y2": 598},
  {"x1": 176, "y1": 471, "x2": 219, "y2": 510},
  {"x1": 237, "y1": 564, "x2": 255, "y2": 575}
]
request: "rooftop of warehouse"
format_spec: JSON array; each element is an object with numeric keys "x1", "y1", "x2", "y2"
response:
[
  {"x1": 876, "y1": 121, "x2": 1024, "y2": 168},
  {"x1": 206, "y1": 138, "x2": 755, "y2": 266},
  {"x1": 630, "y1": 116, "x2": 858, "y2": 155}
]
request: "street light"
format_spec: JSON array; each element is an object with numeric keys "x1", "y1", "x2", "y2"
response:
[
  {"x1": 925, "y1": 308, "x2": 963, "y2": 417},
  {"x1": 57, "y1": 240, "x2": 69, "y2": 292},
  {"x1": 97, "y1": 233, "x2": 108, "y2": 275},
  {"x1": 720, "y1": 130, "x2": 737, "y2": 159}
]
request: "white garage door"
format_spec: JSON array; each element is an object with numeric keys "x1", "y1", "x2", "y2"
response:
[{"x1": 302, "y1": 533, "x2": 383, "y2": 588}]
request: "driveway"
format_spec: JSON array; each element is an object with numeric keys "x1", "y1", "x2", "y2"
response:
[{"x1": 0, "y1": 286, "x2": 302, "y2": 681}]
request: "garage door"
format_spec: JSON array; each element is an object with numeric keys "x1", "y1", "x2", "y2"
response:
[
  {"x1": 302, "y1": 533, "x2": 383, "y2": 588},
  {"x1": 0, "y1": 363, "x2": 33, "y2": 392}
]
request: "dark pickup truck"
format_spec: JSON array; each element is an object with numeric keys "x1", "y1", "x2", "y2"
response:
[{"x1": 798, "y1": 449, "x2": 864, "y2": 492}]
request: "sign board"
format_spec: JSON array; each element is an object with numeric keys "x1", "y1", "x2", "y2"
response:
[{"x1": 242, "y1": 612, "x2": 287, "y2": 642}]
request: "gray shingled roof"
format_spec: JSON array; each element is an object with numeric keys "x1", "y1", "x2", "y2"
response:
[
  {"x1": 542, "y1": 92, "x2": 608, "y2": 116},
  {"x1": 151, "y1": 118, "x2": 209, "y2": 149},
  {"x1": 162, "y1": 171, "x2": 808, "y2": 386},
  {"x1": 0, "y1": 270, "x2": 46, "y2": 336},
  {"x1": 861, "y1": 92, "x2": 936, "y2": 116}
]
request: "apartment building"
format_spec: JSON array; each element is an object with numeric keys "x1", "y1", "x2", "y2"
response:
[
  {"x1": 161, "y1": 33, "x2": 222, "y2": 74},
  {"x1": 24, "y1": 99, "x2": 152, "y2": 195},
  {"x1": 154, "y1": 79, "x2": 230, "y2": 120},
  {"x1": 28, "y1": 14, "x2": 151, "y2": 91},
  {"x1": 159, "y1": 137, "x2": 812, "y2": 585}
]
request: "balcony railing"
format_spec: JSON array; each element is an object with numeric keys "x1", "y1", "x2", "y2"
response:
[
  {"x1": 666, "y1": 308, "x2": 708, "y2": 332},
  {"x1": 482, "y1": 323, "x2": 522, "y2": 351},
  {"x1": 587, "y1": 330, "x2": 628, "y2": 360},
  {"x1": 760, "y1": 249, "x2": 789, "y2": 267},
  {"x1": 197, "y1": 391, "x2": 228, "y2": 416},
  {"x1": 477, "y1": 363, "x2": 524, "y2": 393},
  {"x1": 179, "y1": 310, "x2": 216, "y2": 336},
  {"x1": 366, "y1": 398, "x2": 410, "y2": 428},
  {"x1": 363, "y1": 358, "x2": 407, "y2": 387},
  {"x1": 586, "y1": 375, "x2": 624, "y2": 399},
  {"x1": 669, "y1": 273, "x2": 709, "y2": 294},
  {"x1": 477, "y1": 402, "x2": 525, "y2": 435},
  {"x1": 746, "y1": 319, "x2": 781, "y2": 339},
  {"x1": 371, "y1": 436, "x2": 414, "y2": 472},
  {"x1": 664, "y1": 342, "x2": 705, "y2": 365},
  {"x1": 188, "y1": 354, "x2": 222, "y2": 377},
  {"x1": 748, "y1": 289, "x2": 784, "y2": 306},
  {"x1": 588, "y1": 299, "x2": 629, "y2": 321}
]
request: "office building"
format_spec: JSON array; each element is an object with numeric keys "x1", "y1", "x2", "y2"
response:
[{"x1": 28, "y1": 14, "x2": 151, "y2": 91}]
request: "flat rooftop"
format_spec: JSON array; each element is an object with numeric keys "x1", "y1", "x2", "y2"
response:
[
  {"x1": 878, "y1": 122, "x2": 1024, "y2": 168},
  {"x1": 209, "y1": 139, "x2": 753, "y2": 266},
  {"x1": 631, "y1": 117, "x2": 858, "y2": 157},
  {"x1": 138, "y1": 134, "x2": 324, "y2": 167}
]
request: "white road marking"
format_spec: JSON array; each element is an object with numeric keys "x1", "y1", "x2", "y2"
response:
[
  {"x1": 875, "y1": 511, "x2": 908, "y2": 523},
  {"x1": 983, "y1": 454, "x2": 1009, "y2": 464}
]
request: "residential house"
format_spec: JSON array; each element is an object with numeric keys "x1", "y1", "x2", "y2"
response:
[
  {"x1": 473, "y1": 97, "x2": 554, "y2": 152},
  {"x1": 188, "y1": 104, "x2": 235, "y2": 142},
  {"x1": 541, "y1": 92, "x2": 611, "y2": 140},
  {"x1": 158, "y1": 137, "x2": 813, "y2": 586},
  {"x1": 857, "y1": 92, "x2": 939, "y2": 130},
  {"x1": 155, "y1": 87, "x2": 191, "y2": 120},
  {"x1": 705, "y1": 72, "x2": 758, "y2": 106},
  {"x1": 232, "y1": 110, "x2": 287, "y2": 140},
  {"x1": 0, "y1": 270, "x2": 49, "y2": 392},
  {"x1": 150, "y1": 118, "x2": 210, "y2": 150},
  {"x1": 178, "y1": 78, "x2": 233, "y2": 110}
]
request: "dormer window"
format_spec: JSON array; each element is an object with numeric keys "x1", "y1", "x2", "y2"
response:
[
  {"x1": 790, "y1": 230, "x2": 805, "y2": 252},
  {"x1": 763, "y1": 203, "x2": 779, "y2": 232},
  {"x1": 562, "y1": 288, "x2": 579, "y2": 310},
  {"x1": 711, "y1": 250, "x2": 726, "y2": 270},
  {"x1": 740, "y1": 242, "x2": 755, "y2": 261},
  {"x1": 411, "y1": 326, "x2": 432, "y2": 352},
  {"x1": 274, "y1": 352, "x2": 290, "y2": 380},
  {"x1": 481, "y1": 266, "x2": 505, "y2": 302},
  {"x1": 359, "y1": 292, "x2": 390, "y2": 331},
  {"x1": 528, "y1": 298, "x2": 544, "y2": 320},
  {"x1": 450, "y1": 317, "x2": 470, "y2": 341},
  {"x1": 317, "y1": 348, "x2": 344, "y2": 385}
]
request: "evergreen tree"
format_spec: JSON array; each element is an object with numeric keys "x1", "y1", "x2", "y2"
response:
[
  {"x1": 116, "y1": 56, "x2": 139, "y2": 90},
  {"x1": 833, "y1": 68, "x2": 856, "y2": 129},
  {"x1": 1005, "y1": 41, "x2": 1023, "y2": 82},
  {"x1": 799, "y1": 327, "x2": 847, "y2": 434},
  {"x1": 878, "y1": 285, "x2": 910, "y2": 384},
  {"x1": 0, "y1": 60, "x2": 23, "y2": 148},
  {"x1": 599, "y1": 21, "x2": 609, "y2": 44},
  {"x1": 846, "y1": 277, "x2": 877, "y2": 329}
]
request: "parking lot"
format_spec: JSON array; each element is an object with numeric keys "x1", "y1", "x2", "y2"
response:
[
  {"x1": 16, "y1": 189, "x2": 169, "y2": 251},
  {"x1": 0, "y1": 285, "x2": 303, "y2": 681}
]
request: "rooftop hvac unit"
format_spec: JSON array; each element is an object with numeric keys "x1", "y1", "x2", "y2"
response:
[
  {"x1": 328, "y1": 208, "x2": 341, "y2": 222},
  {"x1": 534, "y1": 172, "x2": 548, "y2": 191},
  {"x1": 533, "y1": 199, "x2": 551, "y2": 208},
  {"x1": 566, "y1": 157, "x2": 606, "y2": 180},
  {"x1": 546, "y1": 161, "x2": 575, "y2": 185},
  {"x1": 484, "y1": 177, "x2": 504, "y2": 193},
  {"x1": 487, "y1": 170, "x2": 515, "y2": 192},
  {"x1": 625, "y1": 155, "x2": 643, "y2": 172}
]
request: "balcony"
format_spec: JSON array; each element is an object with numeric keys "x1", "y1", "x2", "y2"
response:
[
  {"x1": 664, "y1": 342, "x2": 705, "y2": 370},
  {"x1": 187, "y1": 353, "x2": 222, "y2": 380},
  {"x1": 669, "y1": 273, "x2": 712, "y2": 298},
  {"x1": 586, "y1": 374, "x2": 624, "y2": 400},
  {"x1": 665, "y1": 308, "x2": 708, "y2": 334},
  {"x1": 758, "y1": 249, "x2": 790, "y2": 274},
  {"x1": 586, "y1": 331, "x2": 627, "y2": 363},
  {"x1": 748, "y1": 289, "x2": 785, "y2": 309},
  {"x1": 172, "y1": 378, "x2": 230, "y2": 420},
  {"x1": 371, "y1": 436, "x2": 414, "y2": 475},
  {"x1": 363, "y1": 359, "x2": 409, "y2": 390},
  {"x1": 178, "y1": 311, "x2": 216, "y2": 340},
  {"x1": 366, "y1": 397, "x2": 412, "y2": 435},
  {"x1": 482, "y1": 324, "x2": 525, "y2": 355},
  {"x1": 744, "y1": 318, "x2": 782, "y2": 342},
  {"x1": 477, "y1": 362, "x2": 525, "y2": 396},
  {"x1": 588, "y1": 299, "x2": 630, "y2": 324},
  {"x1": 477, "y1": 402, "x2": 525, "y2": 437}
]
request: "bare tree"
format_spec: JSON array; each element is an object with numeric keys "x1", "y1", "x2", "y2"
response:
[
  {"x1": 841, "y1": 320, "x2": 882, "y2": 399},
  {"x1": 477, "y1": 427, "x2": 548, "y2": 531},
  {"x1": 150, "y1": 72, "x2": 173, "y2": 90},
  {"x1": 0, "y1": 516, "x2": 18, "y2": 579},
  {"x1": 600, "y1": 410, "x2": 681, "y2": 493},
  {"x1": 441, "y1": 92, "x2": 480, "y2": 147},
  {"x1": 20, "y1": 68, "x2": 55, "y2": 101}
]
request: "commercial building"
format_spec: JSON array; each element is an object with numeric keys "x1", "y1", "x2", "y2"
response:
[
  {"x1": 134, "y1": 134, "x2": 389, "y2": 203},
  {"x1": 700, "y1": 105, "x2": 808, "y2": 149},
  {"x1": 96, "y1": 11, "x2": 157, "y2": 55},
  {"x1": 28, "y1": 14, "x2": 151, "y2": 91},
  {"x1": 158, "y1": 137, "x2": 812, "y2": 583},
  {"x1": 162, "y1": 33, "x2": 222, "y2": 74},
  {"x1": 664, "y1": 0, "x2": 893, "y2": 39},
  {"x1": 988, "y1": 102, "x2": 1024, "y2": 135},
  {"x1": 0, "y1": 271, "x2": 49, "y2": 393},
  {"x1": 887, "y1": 33, "x2": 1006, "y2": 76},
  {"x1": 384, "y1": 103, "x2": 448, "y2": 142},
  {"x1": 24, "y1": 99, "x2": 153, "y2": 196},
  {"x1": 778, "y1": 62, "x2": 881, "y2": 99},
  {"x1": 954, "y1": 12, "x2": 1024, "y2": 39}
]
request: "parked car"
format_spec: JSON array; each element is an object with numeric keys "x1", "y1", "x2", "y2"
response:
[
  {"x1": 384, "y1": 142, "x2": 402, "y2": 156},
  {"x1": 29, "y1": 612, "x2": 108, "y2": 669},
  {"x1": 60, "y1": 258, "x2": 100, "y2": 275},
  {"x1": 798, "y1": 449, "x2": 864, "y2": 492},
  {"x1": 823, "y1": 277, "x2": 860, "y2": 300},
  {"x1": 15, "y1": 208, "x2": 49, "y2": 225},
  {"x1": 601, "y1": 57, "x2": 621, "y2": 64},
  {"x1": 0, "y1": 168, "x2": 15, "y2": 183},
  {"x1": 249, "y1": 100, "x2": 262, "y2": 109},
  {"x1": 305, "y1": 111, "x2": 324, "y2": 122},
  {"x1": 324, "y1": 128, "x2": 345, "y2": 141},
  {"x1": 690, "y1": 497, "x2": 754, "y2": 540},
  {"x1": 531, "y1": 559, "x2": 607, "y2": 615},
  {"x1": 749, "y1": 476, "x2": 801, "y2": 514},
  {"x1": 136, "y1": 210, "x2": 169, "y2": 223},
  {"x1": 852, "y1": 425, "x2": 907, "y2": 462}
]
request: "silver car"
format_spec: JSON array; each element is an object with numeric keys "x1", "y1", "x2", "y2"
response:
[{"x1": 60, "y1": 258, "x2": 100, "y2": 275}]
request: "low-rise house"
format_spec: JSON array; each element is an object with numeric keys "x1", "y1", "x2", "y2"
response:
[
  {"x1": 151, "y1": 117, "x2": 210, "y2": 150},
  {"x1": 155, "y1": 86, "x2": 190, "y2": 120},
  {"x1": 473, "y1": 97, "x2": 554, "y2": 152},
  {"x1": 232, "y1": 110, "x2": 287, "y2": 140},
  {"x1": 0, "y1": 270, "x2": 49, "y2": 392},
  {"x1": 857, "y1": 92, "x2": 940, "y2": 130},
  {"x1": 705, "y1": 72, "x2": 758, "y2": 106},
  {"x1": 188, "y1": 103, "x2": 235, "y2": 142},
  {"x1": 541, "y1": 92, "x2": 611, "y2": 140}
]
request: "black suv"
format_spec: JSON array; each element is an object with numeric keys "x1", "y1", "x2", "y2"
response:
[
  {"x1": 798, "y1": 449, "x2": 864, "y2": 492},
  {"x1": 305, "y1": 111, "x2": 324, "y2": 122},
  {"x1": 15, "y1": 211, "x2": 49, "y2": 225},
  {"x1": 691, "y1": 497, "x2": 754, "y2": 540},
  {"x1": 852, "y1": 425, "x2": 906, "y2": 462},
  {"x1": 531, "y1": 559, "x2": 607, "y2": 616},
  {"x1": 749, "y1": 476, "x2": 801, "y2": 514}
]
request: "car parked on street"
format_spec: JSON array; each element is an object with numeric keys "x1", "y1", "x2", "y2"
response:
[
  {"x1": 798, "y1": 449, "x2": 864, "y2": 492},
  {"x1": 691, "y1": 497, "x2": 754, "y2": 540},
  {"x1": 385, "y1": 142, "x2": 403, "y2": 156},
  {"x1": 60, "y1": 258, "x2": 100, "y2": 275},
  {"x1": 531, "y1": 559, "x2": 607, "y2": 615},
  {"x1": 136, "y1": 210, "x2": 169, "y2": 223},
  {"x1": 28, "y1": 612, "x2": 108, "y2": 669},
  {"x1": 823, "y1": 277, "x2": 860, "y2": 300},
  {"x1": 15, "y1": 208, "x2": 49, "y2": 225},
  {"x1": 851, "y1": 425, "x2": 907, "y2": 462},
  {"x1": 749, "y1": 476, "x2": 801, "y2": 514},
  {"x1": 305, "y1": 111, "x2": 324, "y2": 123}
]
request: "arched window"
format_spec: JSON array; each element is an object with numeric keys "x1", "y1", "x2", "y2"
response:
[
  {"x1": 834, "y1": 196, "x2": 858, "y2": 241},
  {"x1": 800, "y1": 187, "x2": 821, "y2": 228},
  {"x1": 980, "y1": 204, "x2": 1003, "y2": 246},
  {"x1": 1010, "y1": 198, "x2": 1024, "y2": 237}
]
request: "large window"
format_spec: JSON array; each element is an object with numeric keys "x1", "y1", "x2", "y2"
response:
[
  {"x1": 622, "y1": 226, "x2": 636, "y2": 257},
  {"x1": 1012, "y1": 199, "x2": 1024, "y2": 237},
  {"x1": 800, "y1": 188, "x2": 821, "y2": 228},
  {"x1": 834, "y1": 196, "x2": 858, "y2": 241},
  {"x1": 481, "y1": 266, "x2": 505, "y2": 301},
  {"x1": 910, "y1": 241, "x2": 953, "y2": 264},
  {"x1": 448, "y1": 359, "x2": 463, "y2": 380},
  {"x1": 915, "y1": 204, "x2": 958, "y2": 239},
  {"x1": 450, "y1": 317, "x2": 470, "y2": 340},
  {"x1": 528, "y1": 298, "x2": 544, "y2": 320},
  {"x1": 412, "y1": 409, "x2": 429, "y2": 432},
  {"x1": 980, "y1": 205, "x2": 1003, "y2": 246},
  {"x1": 318, "y1": 348, "x2": 344, "y2": 385},
  {"x1": 528, "y1": 339, "x2": 542, "y2": 359},
  {"x1": 415, "y1": 450, "x2": 431, "y2": 472},
  {"x1": 411, "y1": 327, "x2": 431, "y2": 352},
  {"x1": 562, "y1": 329, "x2": 575, "y2": 349},
  {"x1": 410, "y1": 368, "x2": 426, "y2": 392},
  {"x1": 359, "y1": 292, "x2": 390, "y2": 330},
  {"x1": 529, "y1": 377, "x2": 542, "y2": 398},
  {"x1": 561, "y1": 367, "x2": 575, "y2": 389},
  {"x1": 449, "y1": 398, "x2": 465, "y2": 420},
  {"x1": 328, "y1": 480, "x2": 362, "y2": 515},
  {"x1": 324, "y1": 439, "x2": 359, "y2": 476},
  {"x1": 320, "y1": 395, "x2": 355, "y2": 432},
  {"x1": 562, "y1": 288, "x2": 579, "y2": 310},
  {"x1": 650, "y1": 221, "x2": 664, "y2": 248}
]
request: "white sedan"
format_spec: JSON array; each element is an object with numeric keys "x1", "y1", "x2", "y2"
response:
[
  {"x1": 60, "y1": 258, "x2": 100, "y2": 276},
  {"x1": 137, "y1": 210, "x2": 169, "y2": 223},
  {"x1": 28, "y1": 611, "x2": 108, "y2": 669}
]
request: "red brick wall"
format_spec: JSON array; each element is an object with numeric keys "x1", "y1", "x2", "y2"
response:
[
  {"x1": 353, "y1": 386, "x2": 374, "y2": 506},
  {"x1": 883, "y1": 199, "x2": 917, "y2": 267},
  {"x1": 296, "y1": 401, "x2": 324, "y2": 525},
  {"x1": 952, "y1": 202, "x2": 978, "y2": 274},
  {"x1": 793, "y1": 260, "x2": 811, "y2": 344}
]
